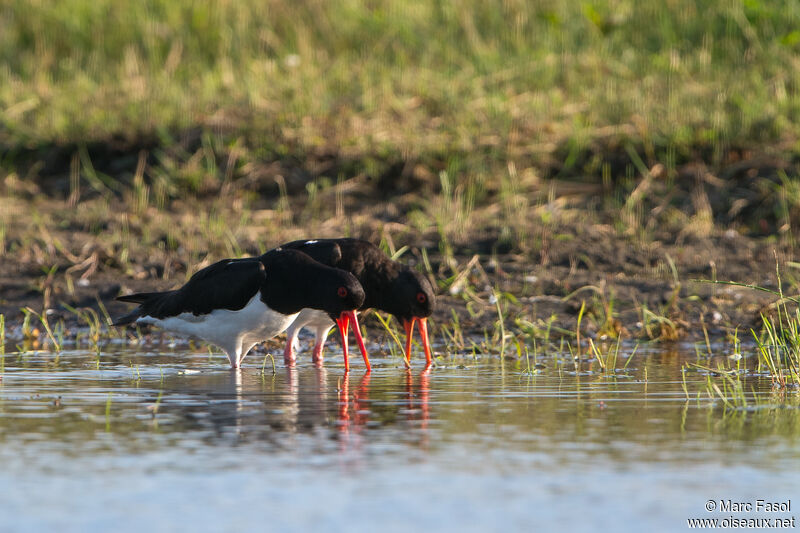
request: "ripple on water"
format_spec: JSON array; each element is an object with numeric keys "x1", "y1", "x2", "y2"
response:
[{"x1": 0, "y1": 346, "x2": 798, "y2": 532}]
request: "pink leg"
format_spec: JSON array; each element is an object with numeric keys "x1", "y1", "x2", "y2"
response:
[
  {"x1": 283, "y1": 333, "x2": 297, "y2": 367},
  {"x1": 312, "y1": 326, "x2": 332, "y2": 367},
  {"x1": 223, "y1": 343, "x2": 242, "y2": 369},
  {"x1": 312, "y1": 341, "x2": 324, "y2": 366}
]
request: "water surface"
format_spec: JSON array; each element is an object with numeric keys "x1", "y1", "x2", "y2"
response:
[{"x1": 1, "y1": 346, "x2": 798, "y2": 532}]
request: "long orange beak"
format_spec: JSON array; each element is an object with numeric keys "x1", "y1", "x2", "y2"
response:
[
  {"x1": 403, "y1": 317, "x2": 433, "y2": 369},
  {"x1": 403, "y1": 318, "x2": 415, "y2": 369},
  {"x1": 418, "y1": 317, "x2": 432, "y2": 370},
  {"x1": 336, "y1": 311, "x2": 370, "y2": 373},
  {"x1": 336, "y1": 313, "x2": 350, "y2": 373}
]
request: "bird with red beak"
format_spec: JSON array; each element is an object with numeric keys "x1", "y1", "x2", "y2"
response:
[{"x1": 281, "y1": 238, "x2": 435, "y2": 371}]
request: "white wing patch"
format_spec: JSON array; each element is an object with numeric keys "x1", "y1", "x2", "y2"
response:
[{"x1": 304, "y1": 240, "x2": 318, "y2": 245}]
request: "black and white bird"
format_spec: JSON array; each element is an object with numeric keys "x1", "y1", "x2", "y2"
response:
[
  {"x1": 113, "y1": 248, "x2": 365, "y2": 369},
  {"x1": 279, "y1": 238, "x2": 436, "y2": 371}
]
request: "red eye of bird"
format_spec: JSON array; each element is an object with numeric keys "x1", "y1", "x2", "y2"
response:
[
  {"x1": 338, "y1": 287, "x2": 348, "y2": 298},
  {"x1": 417, "y1": 292, "x2": 427, "y2": 304}
]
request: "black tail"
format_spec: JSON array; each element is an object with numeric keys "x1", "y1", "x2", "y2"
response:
[
  {"x1": 113, "y1": 291, "x2": 171, "y2": 326},
  {"x1": 116, "y1": 291, "x2": 166, "y2": 304}
]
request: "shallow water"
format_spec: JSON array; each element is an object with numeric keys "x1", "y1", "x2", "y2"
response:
[{"x1": 1, "y1": 345, "x2": 798, "y2": 532}]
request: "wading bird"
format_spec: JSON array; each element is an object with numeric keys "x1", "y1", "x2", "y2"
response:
[
  {"x1": 280, "y1": 238, "x2": 435, "y2": 371},
  {"x1": 113, "y1": 248, "x2": 366, "y2": 369}
]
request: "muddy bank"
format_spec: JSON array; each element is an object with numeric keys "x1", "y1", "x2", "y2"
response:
[
  {"x1": 1, "y1": 139, "x2": 798, "y2": 345},
  {"x1": 0, "y1": 219, "x2": 785, "y2": 347}
]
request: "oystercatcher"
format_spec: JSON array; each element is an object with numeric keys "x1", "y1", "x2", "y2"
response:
[
  {"x1": 113, "y1": 248, "x2": 365, "y2": 369},
  {"x1": 280, "y1": 238, "x2": 435, "y2": 371}
]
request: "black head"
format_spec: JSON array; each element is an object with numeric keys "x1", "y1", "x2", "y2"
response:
[
  {"x1": 386, "y1": 268, "x2": 436, "y2": 320},
  {"x1": 260, "y1": 249, "x2": 365, "y2": 317},
  {"x1": 324, "y1": 274, "x2": 366, "y2": 320}
]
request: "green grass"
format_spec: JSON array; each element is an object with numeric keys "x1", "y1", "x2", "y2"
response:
[
  {"x1": 697, "y1": 270, "x2": 800, "y2": 387},
  {"x1": 1, "y1": 0, "x2": 800, "y2": 268},
  {"x1": 2, "y1": 0, "x2": 800, "y2": 169},
  {"x1": 755, "y1": 305, "x2": 800, "y2": 388},
  {"x1": 686, "y1": 270, "x2": 800, "y2": 407}
]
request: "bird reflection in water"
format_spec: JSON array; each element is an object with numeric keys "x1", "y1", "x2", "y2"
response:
[
  {"x1": 335, "y1": 368, "x2": 432, "y2": 452},
  {"x1": 336, "y1": 371, "x2": 372, "y2": 454},
  {"x1": 405, "y1": 369, "x2": 431, "y2": 449},
  {"x1": 169, "y1": 365, "x2": 431, "y2": 454}
]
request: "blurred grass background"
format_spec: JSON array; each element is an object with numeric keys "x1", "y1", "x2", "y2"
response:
[
  {"x1": 1, "y1": 0, "x2": 800, "y2": 272},
  {"x1": 2, "y1": 0, "x2": 799, "y2": 162}
]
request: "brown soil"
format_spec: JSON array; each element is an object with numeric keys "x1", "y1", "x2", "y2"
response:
[
  {"x1": 0, "y1": 217, "x2": 786, "y2": 345},
  {"x1": 1, "y1": 144, "x2": 796, "y2": 346}
]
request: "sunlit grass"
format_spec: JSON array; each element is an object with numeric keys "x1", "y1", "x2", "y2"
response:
[
  {"x1": 2, "y1": 0, "x2": 800, "y2": 169},
  {"x1": 755, "y1": 309, "x2": 800, "y2": 388}
]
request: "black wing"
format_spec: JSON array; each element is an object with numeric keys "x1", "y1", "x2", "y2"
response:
[
  {"x1": 116, "y1": 259, "x2": 266, "y2": 322},
  {"x1": 279, "y1": 239, "x2": 343, "y2": 268},
  {"x1": 277, "y1": 238, "x2": 395, "y2": 303}
]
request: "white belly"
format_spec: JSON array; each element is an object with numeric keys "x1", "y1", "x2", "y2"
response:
[
  {"x1": 289, "y1": 308, "x2": 334, "y2": 333},
  {"x1": 137, "y1": 294, "x2": 299, "y2": 350}
]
